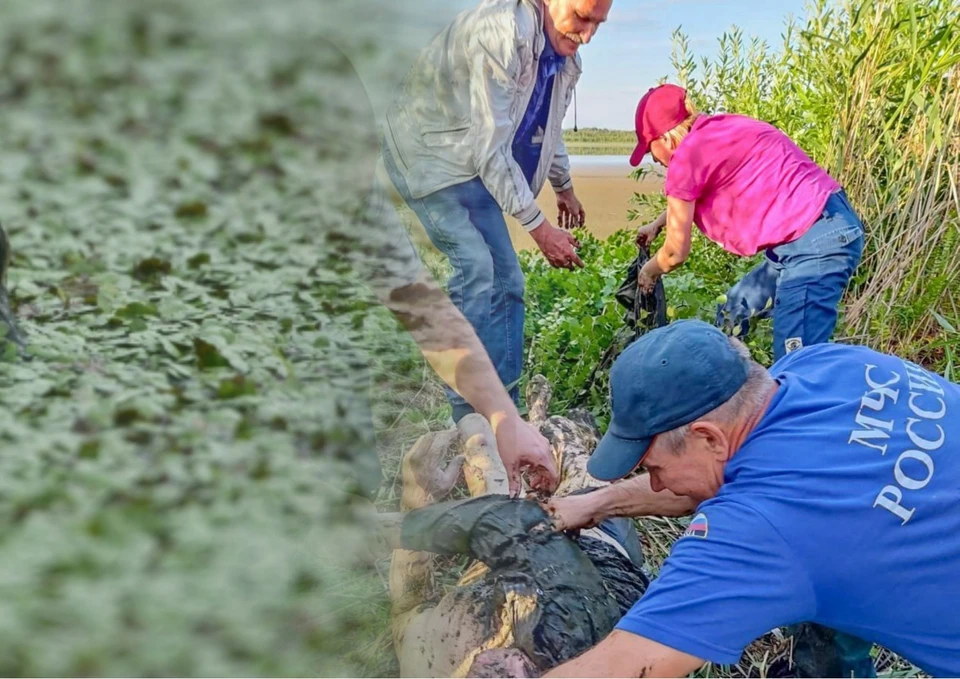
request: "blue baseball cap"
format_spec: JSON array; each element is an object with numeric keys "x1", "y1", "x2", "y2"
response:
[{"x1": 587, "y1": 320, "x2": 750, "y2": 482}]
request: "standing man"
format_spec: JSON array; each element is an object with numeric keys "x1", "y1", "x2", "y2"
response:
[
  {"x1": 322, "y1": 39, "x2": 559, "y2": 496},
  {"x1": 545, "y1": 321, "x2": 960, "y2": 678},
  {"x1": 381, "y1": 0, "x2": 612, "y2": 422}
]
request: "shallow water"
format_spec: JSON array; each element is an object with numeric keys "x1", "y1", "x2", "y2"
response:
[{"x1": 567, "y1": 154, "x2": 660, "y2": 175}]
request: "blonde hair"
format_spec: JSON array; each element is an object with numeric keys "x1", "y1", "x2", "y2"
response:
[{"x1": 661, "y1": 97, "x2": 700, "y2": 148}]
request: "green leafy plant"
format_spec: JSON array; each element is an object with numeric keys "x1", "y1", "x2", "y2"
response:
[{"x1": 520, "y1": 228, "x2": 775, "y2": 423}]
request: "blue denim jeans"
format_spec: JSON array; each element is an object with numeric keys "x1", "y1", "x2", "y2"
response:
[
  {"x1": 716, "y1": 190, "x2": 865, "y2": 361},
  {"x1": 382, "y1": 144, "x2": 524, "y2": 421}
]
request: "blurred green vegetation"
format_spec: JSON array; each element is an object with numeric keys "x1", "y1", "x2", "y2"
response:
[{"x1": 0, "y1": 1, "x2": 406, "y2": 675}]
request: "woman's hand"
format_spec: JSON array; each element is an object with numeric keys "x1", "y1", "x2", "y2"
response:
[
  {"x1": 635, "y1": 221, "x2": 662, "y2": 248},
  {"x1": 638, "y1": 260, "x2": 661, "y2": 294}
]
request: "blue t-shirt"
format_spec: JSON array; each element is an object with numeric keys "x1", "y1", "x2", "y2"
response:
[
  {"x1": 617, "y1": 343, "x2": 960, "y2": 677},
  {"x1": 512, "y1": 34, "x2": 566, "y2": 187}
]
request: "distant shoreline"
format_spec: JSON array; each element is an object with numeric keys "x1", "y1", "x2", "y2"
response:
[
  {"x1": 565, "y1": 142, "x2": 636, "y2": 156},
  {"x1": 563, "y1": 128, "x2": 635, "y2": 156}
]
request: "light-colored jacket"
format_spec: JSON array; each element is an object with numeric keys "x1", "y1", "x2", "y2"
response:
[{"x1": 382, "y1": 0, "x2": 581, "y2": 230}]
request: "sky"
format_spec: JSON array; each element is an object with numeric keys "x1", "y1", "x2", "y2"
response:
[
  {"x1": 353, "y1": 0, "x2": 807, "y2": 130},
  {"x1": 567, "y1": 0, "x2": 807, "y2": 128}
]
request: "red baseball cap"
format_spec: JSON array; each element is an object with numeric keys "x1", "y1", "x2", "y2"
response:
[{"x1": 629, "y1": 84, "x2": 689, "y2": 167}]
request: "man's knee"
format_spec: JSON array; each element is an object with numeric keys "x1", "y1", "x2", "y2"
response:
[
  {"x1": 499, "y1": 260, "x2": 526, "y2": 303},
  {"x1": 459, "y1": 250, "x2": 497, "y2": 292},
  {"x1": 447, "y1": 248, "x2": 496, "y2": 312}
]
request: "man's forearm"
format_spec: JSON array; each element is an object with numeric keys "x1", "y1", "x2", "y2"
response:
[
  {"x1": 590, "y1": 474, "x2": 696, "y2": 521},
  {"x1": 386, "y1": 274, "x2": 519, "y2": 427},
  {"x1": 544, "y1": 630, "x2": 703, "y2": 678}
]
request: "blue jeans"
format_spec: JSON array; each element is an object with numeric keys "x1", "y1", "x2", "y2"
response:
[
  {"x1": 716, "y1": 190, "x2": 864, "y2": 361},
  {"x1": 382, "y1": 144, "x2": 524, "y2": 421}
]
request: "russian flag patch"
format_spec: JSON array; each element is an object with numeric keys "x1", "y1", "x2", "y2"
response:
[{"x1": 683, "y1": 512, "x2": 709, "y2": 539}]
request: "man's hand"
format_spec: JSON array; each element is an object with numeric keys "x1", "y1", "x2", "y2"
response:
[
  {"x1": 638, "y1": 260, "x2": 661, "y2": 294},
  {"x1": 635, "y1": 221, "x2": 662, "y2": 248},
  {"x1": 492, "y1": 413, "x2": 558, "y2": 496},
  {"x1": 556, "y1": 188, "x2": 585, "y2": 229},
  {"x1": 531, "y1": 220, "x2": 584, "y2": 270},
  {"x1": 544, "y1": 492, "x2": 603, "y2": 531},
  {"x1": 544, "y1": 630, "x2": 704, "y2": 678}
]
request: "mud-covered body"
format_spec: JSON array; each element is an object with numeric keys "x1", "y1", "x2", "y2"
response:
[{"x1": 401, "y1": 496, "x2": 647, "y2": 674}]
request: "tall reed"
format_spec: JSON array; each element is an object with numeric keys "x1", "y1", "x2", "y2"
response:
[{"x1": 663, "y1": 0, "x2": 960, "y2": 372}]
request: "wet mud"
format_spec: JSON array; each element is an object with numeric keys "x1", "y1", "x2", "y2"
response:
[{"x1": 401, "y1": 495, "x2": 648, "y2": 671}]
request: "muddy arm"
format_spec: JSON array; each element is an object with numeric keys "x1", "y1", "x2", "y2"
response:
[{"x1": 458, "y1": 414, "x2": 509, "y2": 497}]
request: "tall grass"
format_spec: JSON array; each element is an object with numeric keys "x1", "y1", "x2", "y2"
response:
[{"x1": 663, "y1": 0, "x2": 960, "y2": 372}]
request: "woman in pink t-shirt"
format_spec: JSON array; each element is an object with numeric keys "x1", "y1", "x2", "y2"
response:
[{"x1": 629, "y1": 84, "x2": 864, "y2": 361}]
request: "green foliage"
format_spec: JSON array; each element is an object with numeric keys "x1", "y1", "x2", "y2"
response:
[
  {"x1": 521, "y1": 229, "x2": 773, "y2": 422},
  {"x1": 520, "y1": 229, "x2": 637, "y2": 423},
  {"x1": 0, "y1": 1, "x2": 396, "y2": 675}
]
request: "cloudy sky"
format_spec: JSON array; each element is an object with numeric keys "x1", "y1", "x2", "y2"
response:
[{"x1": 349, "y1": 0, "x2": 806, "y2": 130}]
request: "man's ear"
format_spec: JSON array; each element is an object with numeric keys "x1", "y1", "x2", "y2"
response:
[{"x1": 689, "y1": 421, "x2": 731, "y2": 461}]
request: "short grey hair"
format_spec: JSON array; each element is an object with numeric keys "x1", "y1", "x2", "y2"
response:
[{"x1": 657, "y1": 337, "x2": 773, "y2": 454}]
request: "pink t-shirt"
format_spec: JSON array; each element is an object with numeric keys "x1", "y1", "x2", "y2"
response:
[{"x1": 664, "y1": 114, "x2": 840, "y2": 256}]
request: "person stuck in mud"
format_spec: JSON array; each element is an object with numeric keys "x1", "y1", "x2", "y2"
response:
[
  {"x1": 545, "y1": 320, "x2": 960, "y2": 678},
  {"x1": 630, "y1": 84, "x2": 865, "y2": 363},
  {"x1": 379, "y1": 377, "x2": 655, "y2": 678}
]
